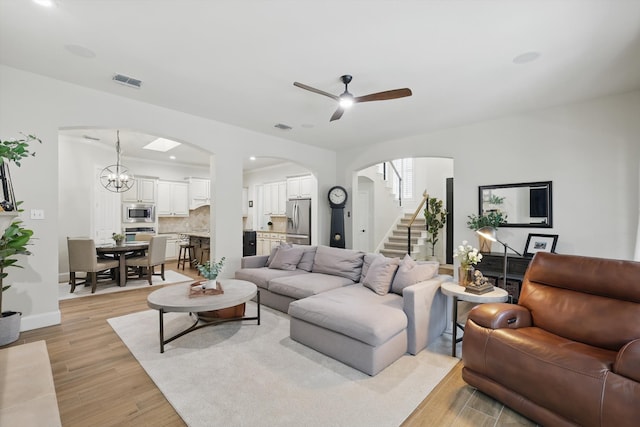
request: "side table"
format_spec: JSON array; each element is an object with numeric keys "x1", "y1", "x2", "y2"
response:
[{"x1": 440, "y1": 281, "x2": 508, "y2": 357}]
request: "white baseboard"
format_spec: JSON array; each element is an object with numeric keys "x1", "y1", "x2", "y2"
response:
[{"x1": 20, "y1": 310, "x2": 61, "y2": 331}]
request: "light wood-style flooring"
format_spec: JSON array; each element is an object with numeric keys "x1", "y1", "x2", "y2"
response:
[{"x1": 7, "y1": 261, "x2": 535, "y2": 426}]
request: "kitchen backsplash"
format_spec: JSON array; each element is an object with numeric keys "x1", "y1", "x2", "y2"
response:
[{"x1": 158, "y1": 205, "x2": 210, "y2": 233}]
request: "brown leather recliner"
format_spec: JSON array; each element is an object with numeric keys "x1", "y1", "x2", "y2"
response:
[{"x1": 462, "y1": 252, "x2": 640, "y2": 427}]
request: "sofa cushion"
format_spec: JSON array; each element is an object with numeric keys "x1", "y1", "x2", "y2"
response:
[
  {"x1": 362, "y1": 253, "x2": 382, "y2": 278},
  {"x1": 293, "y1": 245, "x2": 317, "y2": 272},
  {"x1": 362, "y1": 256, "x2": 400, "y2": 295},
  {"x1": 312, "y1": 245, "x2": 364, "y2": 282},
  {"x1": 268, "y1": 273, "x2": 355, "y2": 299},
  {"x1": 391, "y1": 255, "x2": 439, "y2": 295},
  {"x1": 268, "y1": 245, "x2": 304, "y2": 271},
  {"x1": 234, "y1": 267, "x2": 308, "y2": 289},
  {"x1": 266, "y1": 242, "x2": 291, "y2": 266},
  {"x1": 288, "y1": 284, "x2": 406, "y2": 347}
]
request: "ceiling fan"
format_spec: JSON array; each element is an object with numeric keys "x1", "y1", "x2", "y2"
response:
[{"x1": 293, "y1": 75, "x2": 412, "y2": 122}]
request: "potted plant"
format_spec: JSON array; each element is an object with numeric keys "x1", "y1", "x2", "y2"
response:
[
  {"x1": 196, "y1": 257, "x2": 226, "y2": 289},
  {"x1": 0, "y1": 133, "x2": 40, "y2": 345},
  {"x1": 466, "y1": 211, "x2": 507, "y2": 252},
  {"x1": 112, "y1": 232, "x2": 125, "y2": 246},
  {"x1": 423, "y1": 195, "x2": 447, "y2": 260}
]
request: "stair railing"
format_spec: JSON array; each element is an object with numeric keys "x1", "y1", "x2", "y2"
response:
[
  {"x1": 406, "y1": 190, "x2": 429, "y2": 256},
  {"x1": 382, "y1": 161, "x2": 403, "y2": 207}
]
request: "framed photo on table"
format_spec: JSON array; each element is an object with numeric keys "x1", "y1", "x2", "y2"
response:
[{"x1": 524, "y1": 233, "x2": 558, "y2": 257}]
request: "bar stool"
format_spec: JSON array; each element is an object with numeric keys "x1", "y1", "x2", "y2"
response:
[
  {"x1": 177, "y1": 242, "x2": 196, "y2": 270},
  {"x1": 197, "y1": 246, "x2": 210, "y2": 275}
]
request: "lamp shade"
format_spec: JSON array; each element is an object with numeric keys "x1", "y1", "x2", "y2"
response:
[{"x1": 476, "y1": 226, "x2": 498, "y2": 242}]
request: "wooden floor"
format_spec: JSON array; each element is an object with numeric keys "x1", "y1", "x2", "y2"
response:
[{"x1": 7, "y1": 261, "x2": 535, "y2": 427}]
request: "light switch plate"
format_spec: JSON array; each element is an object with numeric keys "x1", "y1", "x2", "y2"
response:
[{"x1": 30, "y1": 209, "x2": 45, "y2": 220}]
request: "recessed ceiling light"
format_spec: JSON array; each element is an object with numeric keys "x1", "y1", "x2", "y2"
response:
[
  {"x1": 64, "y1": 44, "x2": 96, "y2": 58},
  {"x1": 169, "y1": 155, "x2": 176, "y2": 160},
  {"x1": 513, "y1": 51, "x2": 541, "y2": 64},
  {"x1": 274, "y1": 123, "x2": 292, "y2": 131},
  {"x1": 249, "y1": 156, "x2": 256, "y2": 161},
  {"x1": 143, "y1": 138, "x2": 181, "y2": 152},
  {"x1": 33, "y1": 0, "x2": 55, "y2": 7}
]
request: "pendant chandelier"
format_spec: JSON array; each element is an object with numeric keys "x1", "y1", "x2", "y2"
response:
[{"x1": 100, "y1": 130, "x2": 135, "y2": 193}]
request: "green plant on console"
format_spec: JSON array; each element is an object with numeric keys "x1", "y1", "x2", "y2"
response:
[
  {"x1": 424, "y1": 196, "x2": 447, "y2": 257},
  {"x1": 197, "y1": 257, "x2": 226, "y2": 280},
  {"x1": 0, "y1": 219, "x2": 34, "y2": 316},
  {"x1": 466, "y1": 211, "x2": 507, "y2": 231}
]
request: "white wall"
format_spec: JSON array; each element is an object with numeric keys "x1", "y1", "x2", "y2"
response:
[
  {"x1": 341, "y1": 91, "x2": 640, "y2": 261},
  {"x1": 0, "y1": 65, "x2": 336, "y2": 331}
]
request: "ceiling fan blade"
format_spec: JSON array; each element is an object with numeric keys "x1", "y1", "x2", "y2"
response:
[
  {"x1": 354, "y1": 88, "x2": 412, "y2": 103},
  {"x1": 330, "y1": 107, "x2": 345, "y2": 122},
  {"x1": 293, "y1": 82, "x2": 340, "y2": 101}
]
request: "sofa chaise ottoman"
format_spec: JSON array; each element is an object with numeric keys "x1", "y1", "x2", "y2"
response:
[{"x1": 289, "y1": 253, "x2": 450, "y2": 375}]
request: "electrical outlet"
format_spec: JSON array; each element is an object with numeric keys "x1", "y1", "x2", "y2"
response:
[{"x1": 30, "y1": 209, "x2": 45, "y2": 220}]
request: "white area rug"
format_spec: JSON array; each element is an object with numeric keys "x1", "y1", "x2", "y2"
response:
[
  {"x1": 59, "y1": 269, "x2": 193, "y2": 300},
  {"x1": 108, "y1": 303, "x2": 458, "y2": 427}
]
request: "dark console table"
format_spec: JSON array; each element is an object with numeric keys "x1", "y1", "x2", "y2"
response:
[{"x1": 477, "y1": 252, "x2": 534, "y2": 302}]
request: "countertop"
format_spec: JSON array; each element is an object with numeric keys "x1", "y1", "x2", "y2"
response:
[{"x1": 185, "y1": 232, "x2": 210, "y2": 238}]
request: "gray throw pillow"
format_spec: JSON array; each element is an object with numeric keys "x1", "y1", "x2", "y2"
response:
[
  {"x1": 268, "y1": 245, "x2": 305, "y2": 271},
  {"x1": 362, "y1": 256, "x2": 400, "y2": 295},
  {"x1": 311, "y1": 245, "x2": 365, "y2": 282},
  {"x1": 293, "y1": 245, "x2": 317, "y2": 272},
  {"x1": 267, "y1": 242, "x2": 292, "y2": 266},
  {"x1": 391, "y1": 254, "x2": 439, "y2": 295},
  {"x1": 361, "y1": 253, "x2": 382, "y2": 278}
]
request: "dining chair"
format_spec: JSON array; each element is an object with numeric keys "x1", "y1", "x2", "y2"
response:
[
  {"x1": 125, "y1": 235, "x2": 168, "y2": 285},
  {"x1": 67, "y1": 237, "x2": 120, "y2": 293}
]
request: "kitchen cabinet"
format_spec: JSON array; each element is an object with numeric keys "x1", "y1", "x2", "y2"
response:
[
  {"x1": 122, "y1": 177, "x2": 157, "y2": 203},
  {"x1": 157, "y1": 181, "x2": 189, "y2": 217},
  {"x1": 163, "y1": 234, "x2": 181, "y2": 260},
  {"x1": 188, "y1": 177, "x2": 210, "y2": 210},
  {"x1": 262, "y1": 181, "x2": 286, "y2": 215},
  {"x1": 256, "y1": 231, "x2": 286, "y2": 255},
  {"x1": 287, "y1": 174, "x2": 312, "y2": 199}
]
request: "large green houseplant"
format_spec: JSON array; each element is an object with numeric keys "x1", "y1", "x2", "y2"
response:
[
  {"x1": 0, "y1": 133, "x2": 39, "y2": 345},
  {"x1": 423, "y1": 195, "x2": 447, "y2": 259}
]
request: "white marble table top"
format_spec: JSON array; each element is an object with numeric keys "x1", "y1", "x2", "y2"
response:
[{"x1": 440, "y1": 281, "x2": 509, "y2": 304}]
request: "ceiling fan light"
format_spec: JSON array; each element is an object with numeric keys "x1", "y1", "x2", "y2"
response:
[{"x1": 339, "y1": 93, "x2": 354, "y2": 109}]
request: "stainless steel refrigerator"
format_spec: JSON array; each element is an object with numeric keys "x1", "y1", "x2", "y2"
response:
[{"x1": 286, "y1": 198, "x2": 311, "y2": 245}]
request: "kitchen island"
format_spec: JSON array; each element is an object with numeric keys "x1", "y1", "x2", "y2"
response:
[{"x1": 185, "y1": 232, "x2": 210, "y2": 265}]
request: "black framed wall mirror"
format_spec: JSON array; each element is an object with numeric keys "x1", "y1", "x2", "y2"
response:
[{"x1": 478, "y1": 181, "x2": 553, "y2": 228}]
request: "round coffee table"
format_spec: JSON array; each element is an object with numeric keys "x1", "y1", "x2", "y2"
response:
[
  {"x1": 147, "y1": 279, "x2": 260, "y2": 352},
  {"x1": 440, "y1": 281, "x2": 508, "y2": 357}
]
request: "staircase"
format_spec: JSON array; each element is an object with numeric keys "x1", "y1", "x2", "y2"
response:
[{"x1": 379, "y1": 213, "x2": 427, "y2": 259}]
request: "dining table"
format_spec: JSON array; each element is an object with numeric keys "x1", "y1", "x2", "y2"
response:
[{"x1": 96, "y1": 241, "x2": 149, "y2": 287}]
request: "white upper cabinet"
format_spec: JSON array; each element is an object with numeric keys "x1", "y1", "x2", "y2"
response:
[
  {"x1": 157, "y1": 181, "x2": 189, "y2": 217},
  {"x1": 262, "y1": 181, "x2": 286, "y2": 215},
  {"x1": 286, "y1": 175, "x2": 312, "y2": 199},
  {"x1": 188, "y1": 178, "x2": 210, "y2": 210},
  {"x1": 122, "y1": 177, "x2": 157, "y2": 203}
]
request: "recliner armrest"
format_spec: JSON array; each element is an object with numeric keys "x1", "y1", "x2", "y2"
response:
[
  {"x1": 614, "y1": 339, "x2": 640, "y2": 382},
  {"x1": 468, "y1": 303, "x2": 532, "y2": 329},
  {"x1": 241, "y1": 255, "x2": 269, "y2": 269}
]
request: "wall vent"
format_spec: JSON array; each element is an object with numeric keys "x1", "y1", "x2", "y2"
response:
[
  {"x1": 112, "y1": 73, "x2": 143, "y2": 88},
  {"x1": 274, "y1": 123, "x2": 292, "y2": 130}
]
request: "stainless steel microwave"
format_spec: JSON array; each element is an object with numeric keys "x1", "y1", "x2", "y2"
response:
[{"x1": 122, "y1": 203, "x2": 155, "y2": 223}]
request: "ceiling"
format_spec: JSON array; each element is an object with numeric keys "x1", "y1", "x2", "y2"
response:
[{"x1": 2, "y1": 0, "x2": 640, "y2": 161}]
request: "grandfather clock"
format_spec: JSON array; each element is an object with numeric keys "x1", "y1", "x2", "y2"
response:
[{"x1": 328, "y1": 186, "x2": 347, "y2": 248}]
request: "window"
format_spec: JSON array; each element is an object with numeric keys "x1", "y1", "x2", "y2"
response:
[{"x1": 391, "y1": 158, "x2": 413, "y2": 200}]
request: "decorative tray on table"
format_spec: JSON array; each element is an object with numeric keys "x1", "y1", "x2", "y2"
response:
[{"x1": 188, "y1": 281, "x2": 224, "y2": 297}]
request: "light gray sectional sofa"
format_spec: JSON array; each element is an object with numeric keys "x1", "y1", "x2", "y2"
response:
[{"x1": 235, "y1": 244, "x2": 451, "y2": 375}]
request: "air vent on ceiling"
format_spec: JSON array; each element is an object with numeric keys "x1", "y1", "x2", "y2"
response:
[
  {"x1": 82, "y1": 135, "x2": 100, "y2": 141},
  {"x1": 112, "y1": 73, "x2": 143, "y2": 88},
  {"x1": 274, "y1": 123, "x2": 292, "y2": 131}
]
